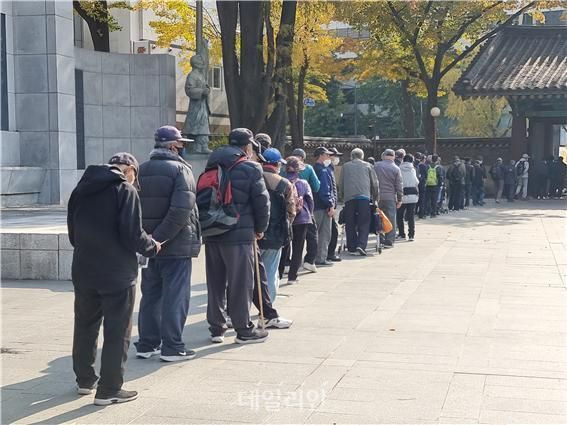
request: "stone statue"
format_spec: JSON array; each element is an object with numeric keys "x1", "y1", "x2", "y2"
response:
[{"x1": 182, "y1": 49, "x2": 212, "y2": 154}]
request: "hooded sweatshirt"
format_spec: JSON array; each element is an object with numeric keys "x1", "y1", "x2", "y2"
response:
[
  {"x1": 67, "y1": 164, "x2": 157, "y2": 293},
  {"x1": 400, "y1": 162, "x2": 420, "y2": 204}
]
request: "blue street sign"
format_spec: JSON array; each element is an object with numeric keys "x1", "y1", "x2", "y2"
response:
[{"x1": 304, "y1": 98, "x2": 316, "y2": 107}]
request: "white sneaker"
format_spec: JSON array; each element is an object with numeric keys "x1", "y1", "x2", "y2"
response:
[
  {"x1": 135, "y1": 348, "x2": 160, "y2": 359},
  {"x1": 211, "y1": 336, "x2": 224, "y2": 343},
  {"x1": 284, "y1": 266, "x2": 290, "y2": 275},
  {"x1": 287, "y1": 279, "x2": 298, "y2": 285},
  {"x1": 302, "y1": 262, "x2": 317, "y2": 273},
  {"x1": 262, "y1": 317, "x2": 293, "y2": 329},
  {"x1": 160, "y1": 350, "x2": 196, "y2": 362},
  {"x1": 77, "y1": 385, "x2": 95, "y2": 395},
  {"x1": 226, "y1": 317, "x2": 233, "y2": 329}
]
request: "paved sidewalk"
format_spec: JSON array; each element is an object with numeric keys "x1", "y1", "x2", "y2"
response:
[{"x1": 2, "y1": 201, "x2": 567, "y2": 424}]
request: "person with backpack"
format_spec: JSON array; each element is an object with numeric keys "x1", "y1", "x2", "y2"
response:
[
  {"x1": 136, "y1": 126, "x2": 201, "y2": 363},
  {"x1": 258, "y1": 148, "x2": 297, "y2": 302},
  {"x1": 199, "y1": 128, "x2": 270, "y2": 344},
  {"x1": 338, "y1": 148, "x2": 380, "y2": 256},
  {"x1": 515, "y1": 153, "x2": 530, "y2": 200},
  {"x1": 447, "y1": 156, "x2": 466, "y2": 211},
  {"x1": 398, "y1": 154, "x2": 419, "y2": 241},
  {"x1": 489, "y1": 158, "x2": 505, "y2": 203},
  {"x1": 424, "y1": 155, "x2": 441, "y2": 217},
  {"x1": 313, "y1": 146, "x2": 337, "y2": 266},
  {"x1": 68, "y1": 153, "x2": 160, "y2": 405},
  {"x1": 281, "y1": 156, "x2": 314, "y2": 285},
  {"x1": 472, "y1": 160, "x2": 486, "y2": 206}
]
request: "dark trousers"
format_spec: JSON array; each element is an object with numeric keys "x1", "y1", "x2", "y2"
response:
[
  {"x1": 464, "y1": 183, "x2": 472, "y2": 207},
  {"x1": 417, "y1": 185, "x2": 426, "y2": 217},
  {"x1": 281, "y1": 223, "x2": 308, "y2": 281},
  {"x1": 344, "y1": 199, "x2": 371, "y2": 252},
  {"x1": 504, "y1": 183, "x2": 515, "y2": 201},
  {"x1": 449, "y1": 183, "x2": 463, "y2": 210},
  {"x1": 550, "y1": 179, "x2": 564, "y2": 198},
  {"x1": 303, "y1": 222, "x2": 318, "y2": 264},
  {"x1": 206, "y1": 243, "x2": 254, "y2": 337},
  {"x1": 253, "y1": 256, "x2": 279, "y2": 320},
  {"x1": 424, "y1": 186, "x2": 438, "y2": 216},
  {"x1": 73, "y1": 284, "x2": 135, "y2": 394},
  {"x1": 137, "y1": 258, "x2": 191, "y2": 356},
  {"x1": 397, "y1": 203, "x2": 416, "y2": 238},
  {"x1": 472, "y1": 184, "x2": 485, "y2": 205},
  {"x1": 327, "y1": 218, "x2": 338, "y2": 258}
]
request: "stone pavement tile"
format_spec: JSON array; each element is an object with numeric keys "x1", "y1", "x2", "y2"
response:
[
  {"x1": 485, "y1": 375, "x2": 567, "y2": 390},
  {"x1": 438, "y1": 416, "x2": 479, "y2": 424},
  {"x1": 264, "y1": 407, "x2": 315, "y2": 424},
  {"x1": 479, "y1": 409, "x2": 567, "y2": 424},
  {"x1": 484, "y1": 385, "x2": 567, "y2": 402},
  {"x1": 135, "y1": 415, "x2": 253, "y2": 424},
  {"x1": 305, "y1": 411, "x2": 382, "y2": 424},
  {"x1": 482, "y1": 396, "x2": 567, "y2": 416},
  {"x1": 441, "y1": 374, "x2": 486, "y2": 419}
]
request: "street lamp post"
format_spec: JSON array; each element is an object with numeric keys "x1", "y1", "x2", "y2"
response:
[
  {"x1": 196, "y1": 0, "x2": 203, "y2": 54},
  {"x1": 430, "y1": 106, "x2": 441, "y2": 154}
]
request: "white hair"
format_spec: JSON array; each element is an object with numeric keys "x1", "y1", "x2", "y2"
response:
[{"x1": 351, "y1": 148, "x2": 364, "y2": 160}]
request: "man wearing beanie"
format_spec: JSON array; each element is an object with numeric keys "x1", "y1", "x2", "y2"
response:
[
  {"x1": 374, "y1": 149, "x2": 403, "y2": 248},
  {"x1": 136, "y1": 126, "x2": 201, "y2": 362},
  {"x1": 203, "y1": 128, "x2": 270, "y2": 344}
]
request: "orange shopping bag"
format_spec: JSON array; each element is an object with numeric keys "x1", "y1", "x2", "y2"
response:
[{"x1": 377, "y1": 209, "x2": 393, "y2": 234}]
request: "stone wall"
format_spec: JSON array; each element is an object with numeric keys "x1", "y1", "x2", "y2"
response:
[{"x1": 74, "y1": 48, "x2": 176, "y2": 167}]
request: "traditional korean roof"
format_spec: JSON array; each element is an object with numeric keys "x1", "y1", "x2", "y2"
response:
[{"x1": 454, "y1": 26, "x2": 567, "y2": 99}]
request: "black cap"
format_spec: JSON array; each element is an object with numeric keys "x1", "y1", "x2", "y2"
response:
[
  {"x1": 108, "y1": 152, "x2": 140, "y2": 189},
  {"x1": 329, "y1": 147, "x2": 344, "y2": 156},
  {"x1": 229, "y1": 128, "x2": 258, "y2": 148},
  {"x1": 313, "y1": 146, "x2": 333, "y2": 157}
]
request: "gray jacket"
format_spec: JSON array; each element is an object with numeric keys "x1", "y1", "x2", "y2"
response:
[
  {"x1": 374, "y1": 159, "x2": 403, "y2": 202},
  {"x1": 338, "y1": 158, "x2": 379, "y2": 203}
]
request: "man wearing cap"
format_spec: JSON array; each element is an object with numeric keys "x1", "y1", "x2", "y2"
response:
[
  {"x1": 515, "y1": 153, "x2": 530, "y2": 200},
  {"x1": 68, "y1": 152, "x2": 160, "y2": 405},
  {"x1": 290, "y1": 148, "x2": 320, "y2": 272},
  {"x1": 313, "y1": 146, "x2": 337, "y2": 265},
  {"x1": 255, "y1": 133, "x2": 273, "y2": 151},
  {"x1": 258, "y1": 148, "x2": 297, "y2": 303},
  {"x1": 327, "y1": 147, "x2": 343, "y2": 262},
  {"x1": 136, "y1": 125, "x2": 201, "y2": 362},
  {"x1": 374, "y1": 149, "x2": 403, "y2": 248},
  {"x1": 204, "y1": 128, "x2": 270, "y2": 344}
]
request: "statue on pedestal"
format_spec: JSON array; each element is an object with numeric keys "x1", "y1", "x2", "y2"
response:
[{"x1": 182, "y1": 46, "x2": 212, "y2": 154}]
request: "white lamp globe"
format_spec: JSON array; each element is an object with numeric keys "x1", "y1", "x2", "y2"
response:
[{"x1": 430, "y1": 107, "x2": 441, "y2": 117}]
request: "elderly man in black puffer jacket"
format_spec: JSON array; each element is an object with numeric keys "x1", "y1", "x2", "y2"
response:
[
  {"x1": 204, "y1": 128, "x2": 271, "y2": 345},
  {"x1": 135, "y1": 126, "x2": 201, "y2": 362}
]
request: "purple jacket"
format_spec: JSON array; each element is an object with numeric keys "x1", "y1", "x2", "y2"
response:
[{"x1": 290, "y1": 176, "x2": 313, "y2": 225}]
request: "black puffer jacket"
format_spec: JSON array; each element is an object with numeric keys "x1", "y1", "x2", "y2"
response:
[
  {"x1": 139, "y1": 148, "x2": 201, "y2": 258},
  {"x1": 203, "y1": 145, "x2": 270, "y2": 244},
  {"x1": 68, "y1": 165, "x2": 157, "y2": 293}
]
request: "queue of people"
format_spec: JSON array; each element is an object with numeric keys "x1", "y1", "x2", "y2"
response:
[{"x1": 67, "y1": 124, "x2": 566, "y2": 405}]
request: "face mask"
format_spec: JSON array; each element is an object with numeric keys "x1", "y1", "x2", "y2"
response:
[
  {"x1": 332, "y1": 157, "x2": 340, "y2": 166},
  {"x1": 178, "y1": 147, "x2": 186, "y2": 158},
  {"x1": 323, "y1": 159, "x2": 332, "y2": 167}
]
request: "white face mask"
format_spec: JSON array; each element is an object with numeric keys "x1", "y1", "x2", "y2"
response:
[
  {"x1": 323, "y1": 159, "x2": 332, "y2": 167},
  {"x1": 332, "y1": 157, "x2": 340, "y2": 166}
]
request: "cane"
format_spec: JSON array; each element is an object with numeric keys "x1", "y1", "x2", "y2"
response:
[{"x1": 253, "y1": 241, "x2": 266, "y2": 330}]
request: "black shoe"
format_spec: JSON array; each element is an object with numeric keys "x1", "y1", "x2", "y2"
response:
[
  {"x1": 356, "y1": 247, "x2": 367, "y2": 256},
  {"x1": 160, "y1": 350, "x2": 196, "y2": 362},
  {"x1": 94, "y1": 389, "x2": 138, "y2": 406},
  {"x1": 327, "y1": 255, "x2": 342, "y2": 262},
  {"x1": 235, "y1": 328, "x2": 269, "y2": 345}
]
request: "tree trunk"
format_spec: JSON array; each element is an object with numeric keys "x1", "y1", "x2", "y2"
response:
[
  {"x1": 295, "y1": 60, "x2": 307, "y2": 147},
  {"x1": 73, "y1": 1, "x2": 110, "y2": 52},
  {"x1": 400, "y1": 79, "x2": 415, "y2": 138},
  {"x1": 423, "y1": 81, "x2": 440, "y2": 153},
  {"x1": 286, "y1": 80, "x2": 300, "y2": 149}
]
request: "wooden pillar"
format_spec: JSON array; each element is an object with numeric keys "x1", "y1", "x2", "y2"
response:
[{"x1": 510, "y1": 112, "x2": 527, "y2": 160}]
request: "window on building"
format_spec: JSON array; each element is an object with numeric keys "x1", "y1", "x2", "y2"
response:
[
  {"x1": 1, "y1": 13, "x2": 8, "y2": 131},
  {"x1": 209, "y1": 67, "x2": 222, "y2": 90}
]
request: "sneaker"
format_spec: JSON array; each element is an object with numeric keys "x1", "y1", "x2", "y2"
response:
[
  {"x1": 262, "y1": 317, "x2": 293, "y2": 329},
  {"x1": 235, "y1": 328, "x2": 269, "y2": 345},
  {"x1": 284, "y1": 266, "x2": 290, "y2": 274},
  {"x1": 160, "y1": 350, "x2": 196, "y2": 362},
  {"x1": 356, "y1": 247, "x2": 367, "y2": 256},
  {"x1": 94, "y1": 389, "x2": 138, "y2": 406},
  {"x1": 226, "y1": 316, "x2": 233, "y2": 329},
  {"x1": 77, "y1": 384, "x2": 96, "y2": 395},
  {"x1": 211, "y1": 335, "x2": 224, "y2": 344},
  {"x1": 327, "y1": 255, "x2": 342, "y2": 262},
  {"x1": 408, "y1": 237, "x2": 414, "y2": 242},
  {"x1": 302, "y1": 262, "x2": 317, "y2": 273},
  {"x1": 314, "y1": 260, "x2": 333, "y2": 267},
  {"x1": 135, "y1": 348, "x2": 160, "y2": 359},
  {"x1": 287, "y1": 279, "x2": 298, "y2": 285}
]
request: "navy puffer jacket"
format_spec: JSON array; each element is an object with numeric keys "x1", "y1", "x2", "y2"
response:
[
  {"x1": 139, "y1": 148, "x2": 201, "y2": 258},
  {"x1": 203, "y1": 145, "x2": 270, "y2": 244}
]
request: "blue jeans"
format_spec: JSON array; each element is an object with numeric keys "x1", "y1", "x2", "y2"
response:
[
  {"x1": 137, "y1": 258, "x2": 191, "y2": 356},
  {"x1": 260, "y1": 248, "x2": 282, "y2": 303}
]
